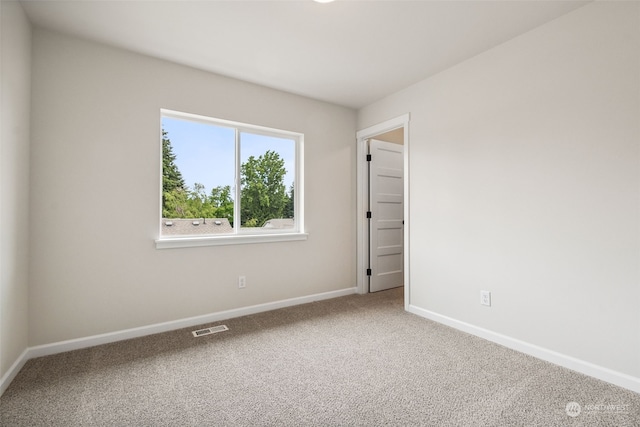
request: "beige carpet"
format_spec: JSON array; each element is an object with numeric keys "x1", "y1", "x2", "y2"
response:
[{"x1": 1, "y1": 288, "x2": 638, "y2": 426}]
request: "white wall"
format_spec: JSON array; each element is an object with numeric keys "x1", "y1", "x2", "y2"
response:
[
  {"x1": 0, "y1": 0, "x2": 31, "y2": 382},
  {"x1": 359, "y1": 1, "x2": 640, "y2": 379},
  {"x1": 29, "y1": 29, "x2": 357, "y2": 346}
]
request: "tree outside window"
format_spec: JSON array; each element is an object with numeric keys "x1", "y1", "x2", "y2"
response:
[{"x1": 160, "y1": 111, "x2": 300, "y2": 238}]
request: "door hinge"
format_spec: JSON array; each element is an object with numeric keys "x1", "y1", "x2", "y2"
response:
[
  {"x1": 366, "y1": 268, "x2": 372, "y2": 276},
  {"x1": 366, "y1": 211, "x2": 372, "y2": 219},
  {"x1": 366, "y1": 154, "x2": 372, "y2": 162}
]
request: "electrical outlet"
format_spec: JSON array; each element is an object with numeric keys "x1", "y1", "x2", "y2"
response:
[
  {"x1": 480, "y1": 290, "x2": 491, "y2": 306},
  {"x1": 238, "y1": 276, "x2": 246, "y2": 289}
]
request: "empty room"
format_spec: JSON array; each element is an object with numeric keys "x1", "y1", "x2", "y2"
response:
[{"x1": 1, "y1": 0, "x2": 639, "y2": 425}]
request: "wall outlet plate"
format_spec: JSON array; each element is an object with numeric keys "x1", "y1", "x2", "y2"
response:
[
  {"x1": 480, "y1": 290, "x2": 491, "y2": 306},
  {"x1": 238, "y1": 276, "x2": 246, "y2": 289}
]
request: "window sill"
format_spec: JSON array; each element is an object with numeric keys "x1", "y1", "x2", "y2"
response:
[{"x1": 155, "y1": 232, "x2": 308, "y2": 249}]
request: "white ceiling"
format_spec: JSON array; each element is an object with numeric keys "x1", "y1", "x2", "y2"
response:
[{"x1": 20, "y1": 0, "x2": 589, "y2": 109}]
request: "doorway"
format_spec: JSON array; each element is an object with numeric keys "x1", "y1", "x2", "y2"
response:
[{"x1": 356, "y1": 115, "x2": 410, "y2": 305}]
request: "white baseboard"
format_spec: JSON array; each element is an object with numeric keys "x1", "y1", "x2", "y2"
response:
[
  {"x1": 0, "y1": 348, "x2": 30, "y2": 396},
  {"x1": 408, "y1": 304, "x2": 640, "y2": 394},
  {"x1": 1, "y1": 287, "x2": 357, "y2": 396}
]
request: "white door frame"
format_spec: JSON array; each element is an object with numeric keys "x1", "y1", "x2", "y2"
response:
[{"x1": 356, "y1": 114, "x2": 410, "y2": 309}]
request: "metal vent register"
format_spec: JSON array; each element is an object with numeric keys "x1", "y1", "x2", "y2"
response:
[{"x1": 192, "y1": 325, "x2": 229, "y2": 337}]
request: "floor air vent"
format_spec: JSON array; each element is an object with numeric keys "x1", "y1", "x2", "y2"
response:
[{"x1": 192, "y1": 325, "x2": 229, "y2": 337}]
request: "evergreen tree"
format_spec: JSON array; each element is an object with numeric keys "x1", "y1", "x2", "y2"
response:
[
  {"x1": 162, "y1": 130, "x2": 185, "y2": 192},
  {"x1": 162, "y1": 130, "x2": 187, "y2": 218}
]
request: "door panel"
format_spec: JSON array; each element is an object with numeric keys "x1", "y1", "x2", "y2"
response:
[{"x1": 369, "y1": 139, "x2": 404, "y2": 292}]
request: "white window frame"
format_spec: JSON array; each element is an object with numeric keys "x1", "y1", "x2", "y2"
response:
[{"x1": 156, "y1": 109, "x2": 306, "y2": 249}]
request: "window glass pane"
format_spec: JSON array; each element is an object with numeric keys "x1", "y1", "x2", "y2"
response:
[
  {"x1": 161, "y1": 116, "x2": 235, "y2": 236},
  {"x1": 239, "y1": 132, "x2": 295, "y2": 230}
]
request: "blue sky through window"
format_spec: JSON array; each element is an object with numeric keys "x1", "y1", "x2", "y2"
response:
[{"x1": 162, "y1": 117, "x2": 295, "y2": 195}]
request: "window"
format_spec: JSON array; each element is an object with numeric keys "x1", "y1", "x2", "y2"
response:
[{"x1": 157, "y1": 109, "x2": 305, "y2": 248}]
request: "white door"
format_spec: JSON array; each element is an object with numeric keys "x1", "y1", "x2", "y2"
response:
[{"x1": 369, "y1": 139, "x2": 404, "y2": 292}]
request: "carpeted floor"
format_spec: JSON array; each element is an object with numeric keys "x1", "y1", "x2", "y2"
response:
[{"x1": 1, "y1": 288, "x2": 639, "y2": 426}]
